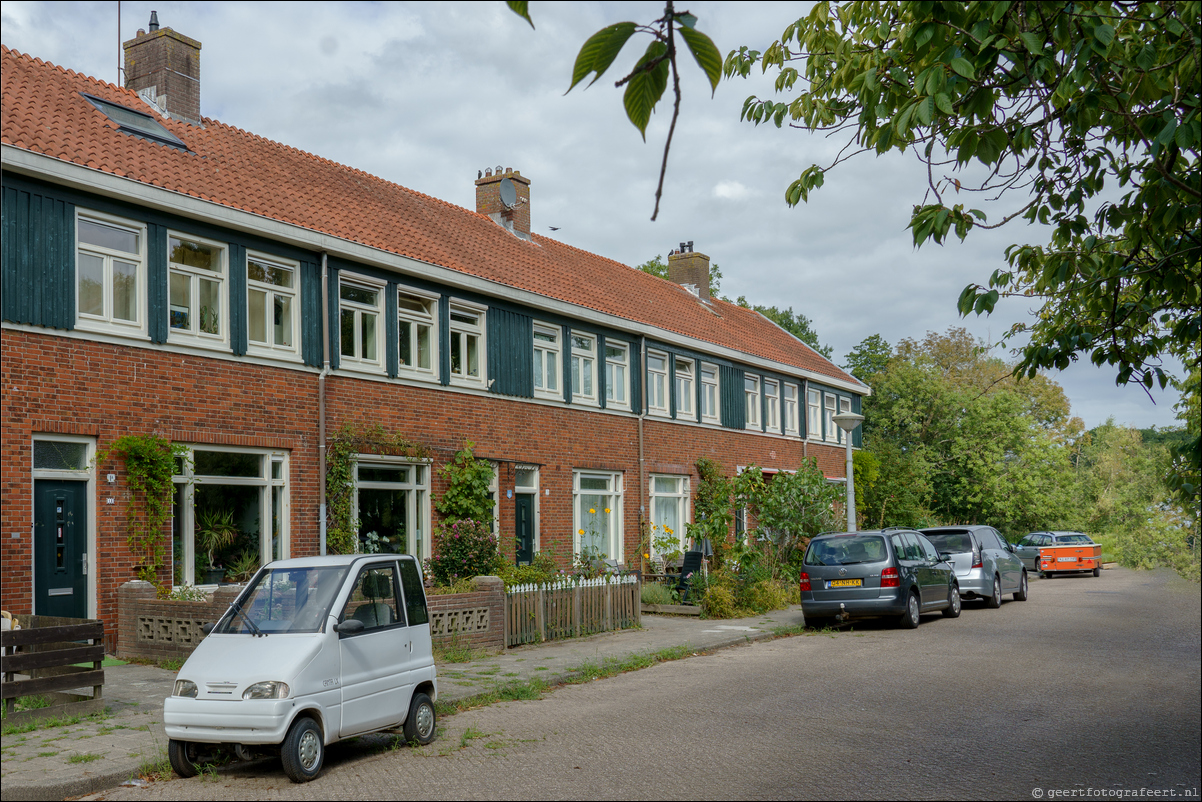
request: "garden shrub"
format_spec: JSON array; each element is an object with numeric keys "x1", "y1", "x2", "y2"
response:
[
  {"x1": 641, "y1": 582, "x2": 677, "y2": 605},
  {"x1": 428, "y1": 519, "x2": 498, "y2": 586},
  {"x1": 495, "y1": 552, "x2": 561, "y2": 588},
  {"x1": 699, "y1": 581, "x2": 738, "y2": 619},
  {"x1": 739, "y1": 579, "x2": 792, "y2": 614}
]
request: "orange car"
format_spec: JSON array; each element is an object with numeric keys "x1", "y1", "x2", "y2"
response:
[{"x1": 1031, "y1": 533, "x2": 1101, "y2": 578}]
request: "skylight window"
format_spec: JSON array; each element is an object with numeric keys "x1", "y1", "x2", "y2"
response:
[{"x1": 83, "y1": 94, "x2": 188, "y2": 150}]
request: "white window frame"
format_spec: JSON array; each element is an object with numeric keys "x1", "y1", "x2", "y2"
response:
[
  {"x1": 167, "y1": 230, "x2": 229, "y2": 349},
  {"x1": 701, "y1": 362, "x2": 720, "y2": 424},
  {"x1": 338, "y1": 273, "x2": 386, "y2": 374},
  {"x1": 824, "y1": 393, "x2": 838, "y2": 443},
  {"x1": 74, "y1": 209, "x2": 148, "y2": 339},
  {"x1": 172, "y1": 445, "x2": 288, "y2": 589},
  {"x1": 807, "y1": 388, "x2": 823, "y2": 441},
  {"x1": 246, "y1": 251, "x2": 301, "y2": 361},
  {"x1": 353, "y1": 455, "x2": 432, "y2": 561},
  {"x1": 646, "y1": 350, "x2": 669, "y2": 416},
  {"x1": 604, "y1": 340, "x2": 630, "y2": 410},
  {"x1": 784, "y1": 383, "x2": 800, "y2": 435},
  {"x1": 448, "y1": 299, "x2": 487, "y2": 387},
  {"x1": 571, "y1": 332, "x2": 599, "y2": 405},
  {"x1": 745, "y1": 375, "x2": 761, "y2": 430},
  {"x1": 837, "y1": 396, "x2": 853, "y2": 444},
  {"x1": 397, "y1": 285, "x2": 440, "y2": 380},
  {"x1": 532, "y1": 322, "x2": 561, "y2": 400},
  {"x1": 649, "y1": 474, "x2": 690, "y2": 557},
  {"x1": 764, "y1": 379, "x2": 780, "y2": 431},
  {"x1": 573, "y1": 470, "x2": 624, "y2": 563},
  {"x1": 674, "y1": 357, "x2": 695, "y2": 418}
]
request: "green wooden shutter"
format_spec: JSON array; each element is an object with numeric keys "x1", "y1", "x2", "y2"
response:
[
  {"x1": 720, "y1": 365, "x2": 745, "y2": 430},
  {"x1": 487, "y1": 307, "x2": 533, "y2": 397},
  {"x1": 299, "y1": 259, "x2": 322, "y2": 367},
  {"x1": 1, "y1": 185, "x2": 74, "y2": 329},
  {"x1": 146, "y1": 223, "x2": 168, "y2": 343},
  {"x1": 228, "y1": 243, "x2": 247, "y2": 355},
  {"x1": 385, "y1": 282, "x2": 399, "y2": 379},
  {"x1": 327, "y1": 266, "x2": 341, "y2": 370}
]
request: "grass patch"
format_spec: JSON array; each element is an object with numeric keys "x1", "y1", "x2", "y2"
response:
[
  {"x1": 459, "y1": 725, "x2": 488, "y2": 748},
  {"x1": 1, "y1": 709, "x2": 110, "y2": 736},
  {"x1": 434, "y1": 641, "x2": 484, "y2": 664},
  {"x1": 37, "y1": 751, "x2": 59, "y2": 757},
  {"x1": 68, "y1": 752, "x2": 102, "y2": 764},
  {"x1": 134, "y1": 748, "x2": 172, "y2": 782}
]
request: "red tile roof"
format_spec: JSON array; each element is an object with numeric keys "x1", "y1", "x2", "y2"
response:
[{"x1": 1, "y1": 45, "x2": 862, "y2": 387}]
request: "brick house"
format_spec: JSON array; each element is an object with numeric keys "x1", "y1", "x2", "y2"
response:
[{"x1": 0, "y1": 23, "x2": 868, "y2": 646}]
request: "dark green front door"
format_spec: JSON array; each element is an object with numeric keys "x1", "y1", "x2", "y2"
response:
[
  {"x1": 34, "y1": 479, "x2": 87, "y2": 618},
  {"x1": 515, "y1": 493, "x2": 534, "y2": 565}
]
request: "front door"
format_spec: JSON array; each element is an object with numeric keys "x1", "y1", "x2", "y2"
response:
[
  {"x1": 34, "y1": 480, "x2": 88, "y2": 618},
  {"x1": 515, "y1": 494, "x2": 534, "y2": 565}
]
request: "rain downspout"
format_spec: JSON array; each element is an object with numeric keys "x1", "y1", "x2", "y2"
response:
[
  {"x1": 318, "y1": 252, "x2": 330, "y2": 555},
  {"x1": 638, "y1": 335, "x2": 647, "y2": 523}
]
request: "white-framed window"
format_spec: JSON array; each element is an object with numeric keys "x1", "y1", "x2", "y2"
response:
[
  {"x1": 571, "y1": 332, "x2": 598, "y2": 404},
  {"x1": 449, "y1": 300, "x2": 486, "y2": 385},
  {"x1": 533, "y1": 322, "x2": 561, "y2": 399},
  {"x1": 784, "y1": 383, "x2": 800, "y2": 435},
  {"x1": 764, "y1": 379, "x2": 780, "y2": 431},
  {"x1": 675, "y1": 357, "x2": 695, "y2": 418},
  {"x1": 168, "y1": 232, "x2": 228, "y2": 347},
  {"x1": 354, "y1": 458, "x2": 431, "y2": 561},
  {"x1": 605, "y1": 340, "x2": 630, "y2": 410},
  {"x1": 701, "y1": 363, "x2": 720, "y2": 424},
  {"x1": 646, "y1": 350, "x2": 669, "y2": 416},
  {"x1": 246, "y1": 252, "x2": 299, "y2": 359},
  {"x1": 807, "y1": 388, "x2": 822, "y2": 440},
  {"x1": 75, "y1": 210, "x2": 147, "y2": 337},
  {"x1": 339, "y1": 274, "x2": 385, "y2": 372},
  {"x1": 837, "y1": 396, "x2": 853, "y2": 444},
  {"x1": 172, "y1": 447, "x2": 289, "y2": 588},
  {"x1": 824, "y1": 393, "x2": 837, "y2": 442},
  {"x1": 397, "y1": 286, "x2": 438, "y2": 379},
  {"x1": 650, "y1": 474, "x2": 690, "y2": 557},
  {"x1": 574, "y1": 470, "x2": 623, "y2": 562},
  {"x1": 745, "y1": 375, "x2": 761, "y2": 430}
]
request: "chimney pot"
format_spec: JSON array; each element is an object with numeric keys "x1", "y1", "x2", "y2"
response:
[
  {"x1": 149, "y1": 11, "x2": 159, "y2": 31},
  {"x1": 123, "y1": 17, "x2": 202, "y2": 124},
  {"x1": 668, "y1": 246, "x2": 711, "y2": 300},
  {"x1": 476, "y1": 167, "x2": 532, "y2": 239}
]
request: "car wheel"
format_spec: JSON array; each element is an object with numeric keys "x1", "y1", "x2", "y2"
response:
[
  {"x1": 1093, "y1": 566, "x2": 1101, "y2": 577},
  {"x1": 280, "y1": 716, "x2": 324, "y2": 783},
  {"x1": 898, "y1": 592, "x2": 921, "y2": 629},
  {"x1": 402, "y1": 692, "x2": 437, "y2": 745},
  {"x1": 985, "y1": 575, "x2": 1002, "y2": 608},
  {"x1": 168, "y1": 739, "x2": 200, "y2": 779},
  {"x1": 1014, "y1": 571, "x2": 1029, "y2": 601},
  {"x1": 942, "y1": 584, "x2": 961, "y2": 618}
]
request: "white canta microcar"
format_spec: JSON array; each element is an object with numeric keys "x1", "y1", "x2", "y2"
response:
[{"x1": 163, "y1": 554, "x2": 438, "y2": 782}]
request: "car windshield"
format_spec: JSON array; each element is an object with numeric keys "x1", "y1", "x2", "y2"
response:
[
  {"x1": 1057, "y1": 534, "x2": 1093, "y2": 543},
  {"x1": 924, "y1": 533, "x2": 974, "y2": 553},
  {"x1": 215, "y1": 565, "x2": 348, "y2": 635},
  {"x1": 804, "y1": 535, "x2": 888, "y2": 566}
]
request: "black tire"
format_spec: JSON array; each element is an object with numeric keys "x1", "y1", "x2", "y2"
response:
[
  {"x1": 942, "y1": 584, "x2": 961, "y2": 618},
  {"x1": 402, "y1": 692, "x2": 437, "y2": 745},
  {"x1": 985, "y1": 575, "x2": 1002, "y2": 608},
  {"x1": 280, "y1": 716, "x2": 324, "y2": 783},
  {"x1": 1014, "y1": 571, "x2": 1029, "y2": 601},
  {"x1": 1093, "y1": 566, "x2": 1101, "y2": 577},
  {"x1": 168, "y1": 739, "x2": 199, "y2": 779},
  {"x1": 898, "y1": 592, "x2": 921, "y2": 629}
]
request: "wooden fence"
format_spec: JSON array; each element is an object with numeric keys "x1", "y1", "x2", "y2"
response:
[
  {"x1": 1, "y1": 615, "x2": 105, "y2": 726},
  {"x1": 505, "y1": 575, "x2": 640, "y2": 647}
]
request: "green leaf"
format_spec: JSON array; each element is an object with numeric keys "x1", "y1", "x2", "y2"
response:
[
  {"x1": 1020, "y1": 32, "x2": 1043, "y2": 55},
  {"x1": 934, "y1": 92, "x2": 954, "y2": 116},
  {"x1": 676, "y1": 12, "x2": 698, "y2": 29},
  {"x1": 568, "y1": 22, "x2": 638, "y2": 92},
  {"x1": 950, "y1": 57, "x2": 975, "y2": 80},
  {"x1": 506, "y1": 1, "x2": 534, "y2": 29},
  {"x1": 623, "y1": 41, "x2": 670, "y2": 139},
  {"x1": 679, "y1": 27, "x2": 723, "y2": 94},
  {"x1": 1093, "y1": 24, "x2": 1114, "y2": 47}
]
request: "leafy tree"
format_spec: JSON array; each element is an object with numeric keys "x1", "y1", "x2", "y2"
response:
[
  {"x1": 724, "y1": 1, "x2": 1199, "y2": 489},
  {"x1": 435, "y1": 441, "x2": 495, "y2": 525},
  {"x1": 843, "y1": 334, "x2": 893, "y2": 383}
]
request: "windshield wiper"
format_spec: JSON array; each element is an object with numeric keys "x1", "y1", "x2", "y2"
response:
[{"x1": 228, "y1": 599, "x2": 265, "y2": 637}]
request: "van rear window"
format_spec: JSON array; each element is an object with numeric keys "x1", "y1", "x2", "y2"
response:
[{"x1": 804, "y1": 535, "x2": 888, "y2": 566}]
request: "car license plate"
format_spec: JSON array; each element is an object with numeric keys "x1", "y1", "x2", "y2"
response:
[
  {"x1": 827, "y1": 579, "x2": 862, "y2": 588},
  {"x1": 1057, "y1": 557, "x2": 1076, "y2": 562}
]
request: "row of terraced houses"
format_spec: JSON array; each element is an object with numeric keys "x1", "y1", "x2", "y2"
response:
[{"x1": 0, "y1": 19, "x2": 867, "y2": 648}]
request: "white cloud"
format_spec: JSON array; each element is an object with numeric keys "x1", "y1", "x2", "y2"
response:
[{"x1": 712, "y1": 180, "x2": 752, "y2": 200}]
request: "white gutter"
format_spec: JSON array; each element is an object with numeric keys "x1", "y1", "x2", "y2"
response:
[{"x1": 2, "y1": 145, "x2": 871, "y2": 396}]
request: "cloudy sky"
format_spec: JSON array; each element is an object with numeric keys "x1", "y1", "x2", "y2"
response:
[{"x1": 1, "y1": 1, "x2": 1184, "y2": 429}]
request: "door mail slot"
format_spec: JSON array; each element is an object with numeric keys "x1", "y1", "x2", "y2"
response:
[{"x1": 48, "y1": 587, "x2": 74, "y2": 596}]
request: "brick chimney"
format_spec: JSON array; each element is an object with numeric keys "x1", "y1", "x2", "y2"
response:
[
  {"x1": 475, "y1": 167, "x2": 531, "y2": 240},
  {"x1": 668, "y1": 242, "x2": 710, "y2": 300},
  {"x1": 123, "y1": 13, "x2": 202, "y2": 125}
]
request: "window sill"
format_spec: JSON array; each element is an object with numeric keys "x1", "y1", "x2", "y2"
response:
[
  {"x1": 74, "y1": 321, "x2": 150, "y2": 341},
  {"x1": 246, "y1": 346, "x2": 304, "y2": 364},
  {"x1": 168, "y1": 333, "x2": 231, "y2": 352}
]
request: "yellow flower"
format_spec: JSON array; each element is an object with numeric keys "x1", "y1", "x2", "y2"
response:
[
  {"x1": 651, "y1": 524, "x2": 657, "y2": 530},
  {"x1": 589, "y1": 508, "x2": 596, "y2": 514},
  {"x1": 665, "y1": 526, "x2": 674, "y2": 535},
  {"x1": 604, "y1": 508, "x2": 611, "y2": 514},
  {"x1": 643, "y1": 553, "x2": 650, "y2": 559},
  {"x1": 578, "y1": 529, "x2": 584, "y2": 535}
]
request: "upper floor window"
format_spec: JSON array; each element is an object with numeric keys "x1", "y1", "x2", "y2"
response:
[
  {"x1": 807, "y1": 388, "x2": 822, "y2": 440},
  {"x1": 397, "y1": 288, "x2": 438, "y2": 379},
  {"x1": 76, "y1": 211, "x2": 146, "y2": 337},
  {"x1": 837, "y1": 396, "x2": 853, "y2": 444},
  {"x1": 449, "y1": 301, "x2": 485, "y2": 385},
  {"x1": 784, "y1": 383, "x2": 800, "y2": 435},
  {"x1": 169, "y1": 233, "x2": 227, "y2": 346},
  {"x1": 674, "y1": 358, "x2": 695, "y2": 418},
  {"x1": 339, "y1": 276, "x2": 384, "y2": 372},
  {"x1": 824, "y1": 393, "x2": 837, "y2": 442},
  {"x1": 571, "y1": 333, "x2": 598, "y2": 404},
  {"x1": 745, "y1": 375, "x2": 761, "y2": 430},
  {"x1": 646, "y1": 351, "x2": 669, "y2": 415},
  {"x1": 701, "y1": 363, "x2": 720, "y2": 424},
  {"x1": 764, "y1": 379, "x2": 780, "y2": 431},
  {"x1": 247, "y1": 254, "x2": 298, "y2": 358},
  {"x1": 605, "y1": 341, "x2": 629, "y2": 409},
  {"x1": 533, "y1": 323, "x2": 561, "y2": 399}
]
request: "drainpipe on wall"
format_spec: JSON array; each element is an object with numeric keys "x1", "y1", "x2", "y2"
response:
[
  {"x1": 318, "y1": 252, "x2": 330, "y2": 556},
  {"x1": 638, "y1": 336, "x2": 647, "y2": 522}
]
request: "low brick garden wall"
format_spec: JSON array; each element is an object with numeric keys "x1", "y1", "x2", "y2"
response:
[{"x1": 428, "y1": 576, "x2": 505, "y2": 654}]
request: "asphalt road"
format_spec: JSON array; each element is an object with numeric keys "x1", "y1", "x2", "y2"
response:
[{"x1": 89, "y1": 567, "x2": 1201, "y2": 801}]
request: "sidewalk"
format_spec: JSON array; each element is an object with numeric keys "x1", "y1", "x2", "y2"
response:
[{"x1": 0, "y1": 606, "x2": 805, "y2": 801}]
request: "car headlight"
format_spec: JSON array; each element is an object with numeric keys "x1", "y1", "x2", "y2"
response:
[
  {"x1": 242, "y1": 681, "x2": 290, "y2": 700},
  {"x1": 173, "y1": 680, "x2": 198, "y2": 698}
]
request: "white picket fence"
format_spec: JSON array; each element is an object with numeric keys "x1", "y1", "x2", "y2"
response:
[{"x1": 505, "y1": 574, "x2": 640, "y2": 647}]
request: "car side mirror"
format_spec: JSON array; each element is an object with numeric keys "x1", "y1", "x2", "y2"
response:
[
  {"x1": 334, "y1": 619, "x2": 365, "y2": 635},
  {"x1": 201, "y1": 622, "x2": 215, "y2": 635}
]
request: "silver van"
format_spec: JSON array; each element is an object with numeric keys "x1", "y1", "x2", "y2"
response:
[{"x1": 921, "y1": 526, "x2": 1028, "y2": 606}]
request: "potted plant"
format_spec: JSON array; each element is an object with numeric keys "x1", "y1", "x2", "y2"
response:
[{"x1": 195, "y1": 507, "x2": 239, "y2": 585}]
